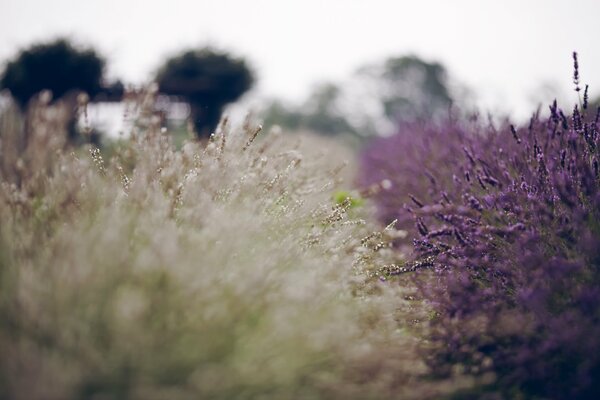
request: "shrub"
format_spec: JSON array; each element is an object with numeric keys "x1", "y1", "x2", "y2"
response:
[
  {"x1": 358, "y1": 117, "x2": 476, "y2": 232},
  {"x1": 360, "y1": 55, "x2": 600, "y2": 399}
]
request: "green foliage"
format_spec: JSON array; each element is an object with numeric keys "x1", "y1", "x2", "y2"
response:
[{"x1": 333, "y1": 190, "x2": 364, "y2": 208}]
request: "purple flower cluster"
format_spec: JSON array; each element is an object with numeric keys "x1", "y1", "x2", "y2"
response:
[{"x1": 360, "y1": 66, "x2": 600, "y2": 398}]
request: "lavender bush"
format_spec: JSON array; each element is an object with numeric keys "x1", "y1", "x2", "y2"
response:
[{"x1": 361, "y1": 54, "x2": 600, "y2": 399}]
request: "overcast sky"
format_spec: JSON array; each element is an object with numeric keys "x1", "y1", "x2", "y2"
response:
[{"x1": 1, "y1": 0, "x2": 599, "y2": 120}]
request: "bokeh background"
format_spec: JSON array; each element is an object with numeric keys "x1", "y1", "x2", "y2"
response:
[{"x1": 1, "y1": 0, "x2": 599, "y2": 140}]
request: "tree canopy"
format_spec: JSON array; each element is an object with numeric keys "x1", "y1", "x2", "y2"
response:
[
  {"x1": 156, "y1": 48, "x2": 254, "y2": 137},
  {"x1": 261, "y1": 54, "x2": 457, "y2": 138},
  {"x1": 0, "y1": 39, "x2": 106, "y2": 108},
  {"x1": 376, "y1": 55, "x2": 453, "y2": 122}
]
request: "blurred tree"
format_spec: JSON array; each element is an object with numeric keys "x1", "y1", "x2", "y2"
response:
[
  {"x1": 261, "y1": 55, "x2": 456, "y2": 139},
  {"x1": 356, "y1": 55, "x2": 453, "y2": 124},
  {"x1": 93, "y1": 80, "x2": 125, "y2": 102},
  {"x1": 0, "y1": 39, "x2": 105, "y2": 109},
  {"x1": 301, "y1": 83, "x2": 357, "y2": 135},
  {"x1": 0, "y1": 39, "x2": 112, "y2": 145},
  {"x1": 263, "y1": 83, "x2": 357, "y2": 137},
  {"x1": 156, "y1": 49, "x2": 254, "y2": 137},
  {"x1": 261, "y1": 100, "x2": 303, "y2": 132}
]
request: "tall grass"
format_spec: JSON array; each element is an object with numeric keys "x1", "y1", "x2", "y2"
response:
[{"x1": 0, "y1": 91, "x2": 466, "y2": 399}]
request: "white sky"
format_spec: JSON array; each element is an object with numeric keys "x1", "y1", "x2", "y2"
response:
[{"x1": 1, "y1": 0, "x2": 599, "y2": 120}]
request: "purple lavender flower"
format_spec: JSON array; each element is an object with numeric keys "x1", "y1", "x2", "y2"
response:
[{"x1": 360, "y1": 68, "x2": 600, "y2": 399}]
